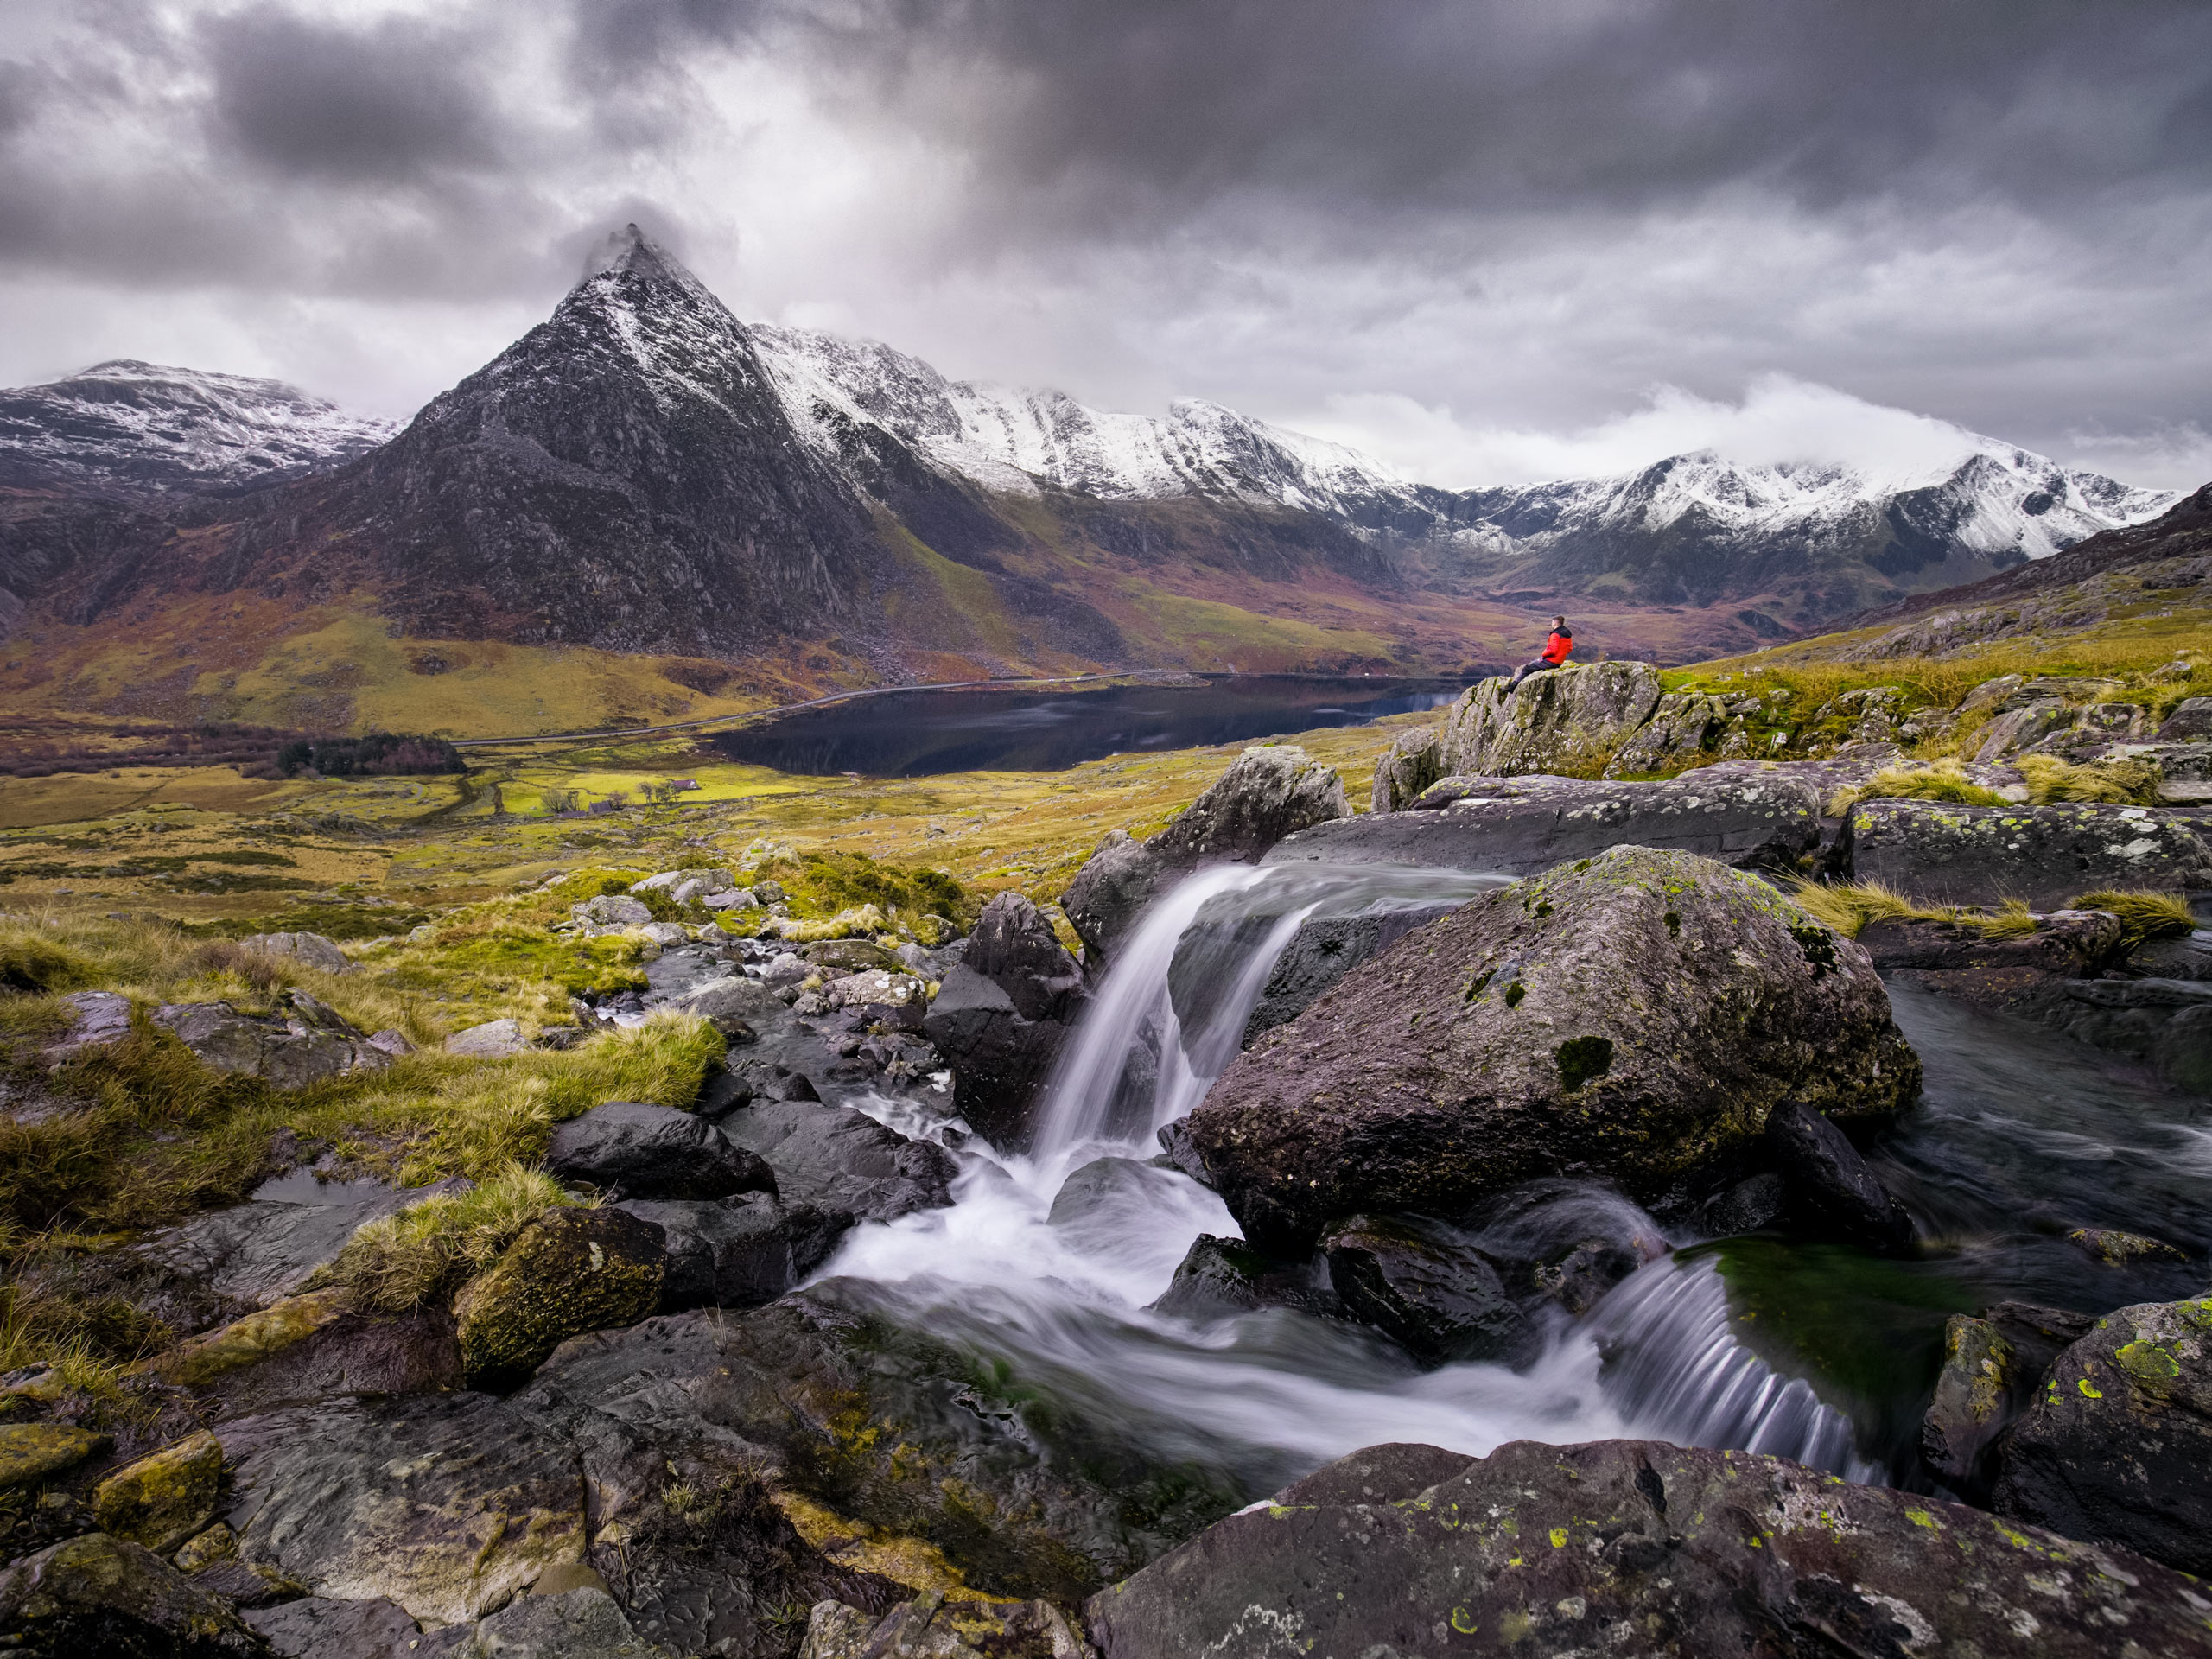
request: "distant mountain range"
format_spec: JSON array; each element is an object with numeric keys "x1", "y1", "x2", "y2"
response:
[{"x1": 0, "y1": 226, "x2": 2186, "y2": 733}]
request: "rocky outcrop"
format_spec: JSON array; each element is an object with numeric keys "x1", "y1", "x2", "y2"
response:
[
  {"x1": 1369, "y1": 725, "x2": 1442, "y2": 815},
  {"x1": 238, "y1": 931, "x2": 354, "y2": 975},
  {"x1": 798, "y1": 1591, "x2": 1094, "y2": 1659},
  {"x1": 530, "y1": 1281, "x2": 1243, "y2": 1604},
  {"x1": 1436, "y1": 662, "x2": 1665, "y2": 777},
  {"x1": 1602, "y1": 690, "x2": 1730, "y2": 778},
  {"x1": 1184, "y1": 847, "x2": 1918, "y2": 1253},
  {"x1": 1061, "y1": 746, "x2": 1346, "y2": 963},
  {"x1": 1991, "y1": 1294, "x2": 2212, "y2": 1575},
  {"x1": 154, "y1": 991, "x2": 391, "y2": 1086},
  {"x1": 454, "y1": 1209, "x2": 666, "y2": 1389},
  {"x1": 546, "y1": 1101, "x2": 777, "y2": 1201},
  {"x1": 1840, "y1": 799, "x2": 2212, "y2": 909},
  {"x1": 1266, "y1": 767, "x2": 1823, "y2": 877},
  {"x1": 1084, "y1": 1437, "x2": 2212, "y2": 1658},
  {"x1": 246, "y1": 1594, "x2": 465, "y2": 1657},
  {"x1": 924, "y1": 893, "x2": 1087, "y2": 1149}
]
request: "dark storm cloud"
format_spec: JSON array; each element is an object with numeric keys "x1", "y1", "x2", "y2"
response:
[
  {"x1": 201, "y1": 7, "x2": 502, "y2": 184},
  {"x1": 794, "y1": 0, "x2": 2212, "y2": 227}
]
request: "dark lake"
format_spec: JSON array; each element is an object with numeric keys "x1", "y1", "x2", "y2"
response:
[{"x1": 708, "y1": 676, "x2": 1470, "y2": 777}]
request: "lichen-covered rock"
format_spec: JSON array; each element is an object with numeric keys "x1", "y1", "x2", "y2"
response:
[
  {"x1": 92, "y1": 1431, "x2": 224, "y2": 1554},
  {"x1": 1991, "y1": 1294, "x2": 2212, "y2": 1574},
  {"x1": 1061, "y1": 746, "x2": 1346, "y2": 963},
  {"x1": 1438, "y1": 661, "x2": 1664, "y2": 778},
  {"x1": 1319, "y1": 1214, "x2": 1525, "y2": 1366},
  {"x1": 1085, "y1": 1437, "x2": 2212, "y2": 1659},
  {"x1": 1370, "y1": 725, "x2": 1443, "y2": 815},
  {"x1": 1185, "y1": 847, "x2": 1919, "y2": 1253},
  {"x1": 43, "y1": 988, "x2": 135, "y2": 1058},
  {"x1": 1857, "y1": 908, "x2": 2126, "y2": 975},
  {"x1": 1921, "y1": 1314, "x2": 2016, "y2": 1483},
  {"x1": 153, "y1": 991, "x2": 391, "y2": 1086},
  {"x1": 0, "y1": 1422, "x2": 111, "y2": 1487},
  {"x1": 445, "y1": 1017, "x2": 531, "y2": 1057},
  {"x1": 238, "y1": 931, "x2": 354, "y2": 975},
  {"x1": 2066, "y1": 1225, "x2": 2189, "y2": 1264},
  {"x1": 1266, "y1": 767, "x2": 1823, "y2": 877},
  {"x1": 215, "y1": 1392, "x2": 588, "y2": 1625},
  {"x1": 575, "y1": 894, "x2": 652, "y2": 930},
  {"x1": 460, "y1": 1586, "x2": 654, "y2": 1657},
  {"x1": 1601, "y1": 690, "x2": 1729, "y2": 778},
  {"x1": 0, "y1": 1532, "x2": 265, "y2": 1658},
  {"x1": 546, "y1": 1100, "x2": 776, "y2": 1201},
  {"x1": 1841, "y1": 798, "x2": 2212, "y2": 910},
  {"x1": 454, "y1": 1208, "x2": 666, "y2": 1389},
  {"x1": 529, "y1": 1281, "x2": 1243, "y2": 1604}
]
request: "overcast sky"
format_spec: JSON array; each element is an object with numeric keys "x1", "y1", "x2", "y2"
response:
[{"x1": 3, "y1": 0, "x2": 2209, "y2": 488}]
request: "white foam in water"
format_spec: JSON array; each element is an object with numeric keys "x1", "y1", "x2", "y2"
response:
[{"x1": 819, "y1": 861, "x2": 1874, "y2": 1488}]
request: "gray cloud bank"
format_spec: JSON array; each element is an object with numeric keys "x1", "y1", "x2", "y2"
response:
[{"x1": 2, "y1": 0, "x2": 2208, "y2": 486}]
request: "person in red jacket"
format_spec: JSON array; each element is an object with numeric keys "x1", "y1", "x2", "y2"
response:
[{"x1": 1505, "y1": 617, "x2": 1573, "y2": 690}]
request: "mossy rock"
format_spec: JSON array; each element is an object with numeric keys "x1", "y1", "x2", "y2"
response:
[
  {"x1": 454, "y1": 1208, "x2": 665, "y2": 1389},
  {"x1": 92, "y1": 1432, "x2": 224, "y2": 1554},
  {"x1": 803, "y1": 939, "x2": 905, "y2": 975},
  {"x1": 0, "y1": 1424, "x2": 111, "y2": 1488}
]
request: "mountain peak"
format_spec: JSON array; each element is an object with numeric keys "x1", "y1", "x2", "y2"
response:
[{"x1": 577, "y1": 223, "x2": 699, "y2": 292}]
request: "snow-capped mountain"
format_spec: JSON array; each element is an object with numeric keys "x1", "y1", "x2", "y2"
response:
[
  {"x1": 746, "y1": 324, "x2": 2175, "y2": 586},
  {"x1": 0, "y1": 360, "x2": 397, "y2": 501}
]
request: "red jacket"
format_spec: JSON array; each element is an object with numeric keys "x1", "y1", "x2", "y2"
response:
[{"x1": 1541, "y1": 630, "x2": 1573, "y2": 664}]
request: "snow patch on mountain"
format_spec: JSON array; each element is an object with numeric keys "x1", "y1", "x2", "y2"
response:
[{"x1": 0, "y1": 360, "x2": 397, "y2": 500}]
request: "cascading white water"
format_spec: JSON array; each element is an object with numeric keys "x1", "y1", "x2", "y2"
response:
[{"x1": 819, "y1": 860, "x2": 1883, "y2": 1497}]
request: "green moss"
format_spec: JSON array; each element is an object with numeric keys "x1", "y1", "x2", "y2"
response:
[
  {"x1": 91, "y1": 1429, "x2": 223, "y2": 1552},
  {"x1": 1555, "y1": 1036, "x2": 1614, "y2": 1092},
  {"x1": 0, "y1": 1423, "x2": 108, "y2": 1487},
  {"x1": 454, "y1": 1208, "x2": 664, "y2": 1388},
  {"x1": 1503, "y1": 982, "x2": 1526, "y2": 1009},
  {"x1": 326, "y1": 1164, "x2": 579, "y2": 1313}
]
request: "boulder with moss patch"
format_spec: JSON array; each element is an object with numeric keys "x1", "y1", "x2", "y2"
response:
[
  {"x1": 153, "y1": 991, "x2": 391, "y2": 1086},
  {"x1": 0, "y1": 1423, "x2": 111, "y2": 1488},
  {"x1": 1184, "y1": 846, "x2": 1919, "y2": 1254},
  {"x1": 0, "y1": 1531, "x2": 265, "y2": 1658},
  {"x1": 92, "y1": 1432, "x2": 226, "y2": 1554},
  {"x1": 1437, "y1": 662, "x2": 1665, "y2": 777},
  {"x1": 454, "y1": 1208, "x2": 666, "y2": 1389},
  {"x1": 1990, "y1": 1294, "x2": 2212, "y2": 1574}
]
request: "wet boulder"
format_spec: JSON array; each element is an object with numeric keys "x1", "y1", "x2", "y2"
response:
[
  {"x1": 530, "y1": 1281, "x2": 1243, "y2": 1604},
  {"x1": 1240, "y1": 904, "x2": 1456, "y2": 1046},
  {"x1": 154, "y1": 991, "x2": 391, "y2": 1086},
  {"x1": 0, "y1": 1532, "x2": 265, "y2": 1658},
  {"x1": 546, "y1": 1101, "x2": 776, "y2": 1200},
  {"x1": 1147, "y1": 1234, "x2": 1342, "y2": 1320},
  {"x1": 1759, "y1": 1099, "x2": 1916, "y2": 1255},
  {"x1": 1085, "y1": 1436, "x2": 2212, "y2": 1659},
  {"x1": 1921, "y1": 1315, "x2": 2016, "y2": 1484},
  {"x1": 215, "y1": 1392, "x2": 587, "y2": 1625},
  {"x1": 614, "y1": 1192, "x2": 850, "y2": 1310},
  {"x1": 1319, "y1": 1214, "x2": 1526, "y2": 1366},
  {"x1": 717, "y1": 1099, "x2": 957, "y2": 1225},
  {"x1": 1436, "y1": 661, "x2": 1665, "y2": 777},
  {"x1": 1857, "y1": 908, "x2": 2126, "y2": 975},
  {"x1": 1267, "y1": 767, "x2": 1822, "y2": 877},
  {"x1": 454, "y1": 1208, "x2": 666, "y2": 1389},
  {"x1": 1991, "y1": 1293, "x2": 2212, "y2": 1574},
  {"x1": 1061, "y1": 745, "x2": 1346, "y2": 963},
  {"x1": 1840, "y1": 798, "x2": 2212, "y2": 910},
  {"x1": 1185, "y1": 847, "x2": 1919, "y2": 1254},
  {"x1": 147, "y1": 1294, "x2": 463, "y2": 1417}
]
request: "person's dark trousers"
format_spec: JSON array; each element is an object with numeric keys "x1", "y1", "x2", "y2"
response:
[{"x1": 1505, "y1": 658, "x2": 1558, "y2": 691}]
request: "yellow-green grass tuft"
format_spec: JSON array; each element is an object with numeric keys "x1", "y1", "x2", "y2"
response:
[
  {"x1": 1827, "y1": 761, "x2": 2009, "y2": 816},
  {"x1": 2016, "y1": 753, "x2": 2162, "y2": 805},
  {"x1": 2070, "y1": 889, "x2": 2197, "y2": 947},
  {"x1": 1788, "y1": 880, "x2": 2038, "y2": 940},
  {"x1": 323, "y1": 1162, "x2": 581, "y2": 1313}
]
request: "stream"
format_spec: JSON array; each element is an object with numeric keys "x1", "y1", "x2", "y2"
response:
[{"x1": 804, "y1": 862, "x2": 2212, "y2": 1503}]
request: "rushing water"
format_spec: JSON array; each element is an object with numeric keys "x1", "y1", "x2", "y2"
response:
[{"x1": 709, "y1": 676, "x2": 1466, "y2": 777}]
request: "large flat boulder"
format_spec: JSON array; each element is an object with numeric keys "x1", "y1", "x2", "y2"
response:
[
  {"x1": 1437, "y1": 661, "x2": 1664, "y2": 777},
  {"x1": 1061, "y1": 745, "x2": 1346, "y2": 963},
  {"x1": 1842, "y1": 798, "x2": 2212, "y2": 908},
  {"x1": 1991, "y1": 1293, "x2": 2212, "y2": 1575},
  {"x1": 154, "y1": 991, "x2": 390, "y2": 1086},
  {"x1": 1185, "y1": 847, "x2": 1918, "y2": 1253},
  {"x1": 1265, "y1": 768, "x2": 1823, "y2": 877},
  {"x1": 546, "y1": 1100, "x2": 776, "y2": 1200},
  {"x1": 1084, "y1": 1437, "x2": 2212, "y2": 1658},
  {"x1": 715, "y1": 1099, "x2": 957, "y2": 1226}
]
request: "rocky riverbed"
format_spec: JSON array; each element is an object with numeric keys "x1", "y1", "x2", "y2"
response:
[{"x1": 5, "y1": 660, "x2": 2212, "y2": 1657}]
